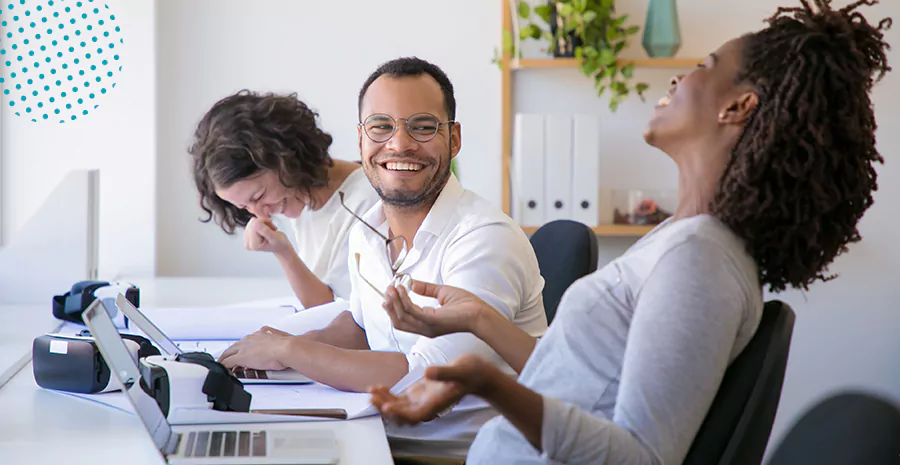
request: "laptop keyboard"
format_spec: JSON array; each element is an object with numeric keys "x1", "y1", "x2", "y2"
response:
[
  {"x1": 182, "y1": 430, "x2": 267, "y2": 457},
  {"x1": 231, "y1": 366, "x2": 269, "y2": 379}
]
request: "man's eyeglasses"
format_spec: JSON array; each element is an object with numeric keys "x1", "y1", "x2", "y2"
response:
[
  {"x1": 359, "y1": 113, "x2": 455, "y2": 144},
  {"x1": 339, "y1": 191, "x2": 412, "y2": 298}
]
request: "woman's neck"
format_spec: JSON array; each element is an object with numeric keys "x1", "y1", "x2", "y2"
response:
[
  {"x1": 670, "y1": 140, "x2": 733, "y2": 221},
  {"x1": 309, "y1": 160, "x2": 360, "y2": 211}
]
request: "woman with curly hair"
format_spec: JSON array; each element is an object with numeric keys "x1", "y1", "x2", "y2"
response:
[
  {"x1": 190, "y1": 91, "x2": 379, "y2": 306},
  {"x1": 368, "y1": 1, "x2": 892, "y2": 463}
]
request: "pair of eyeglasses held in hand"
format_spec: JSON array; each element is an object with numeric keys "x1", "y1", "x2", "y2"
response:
[{"x1": 339, "y1": 191, "x2": 412, "y2": 351}]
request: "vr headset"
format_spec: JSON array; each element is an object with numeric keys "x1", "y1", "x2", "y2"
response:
[
  {"x1": 32, "y1": 331, "x2": 160, "y2": 394},
  {"x1": 139, "y1": 352, "x2": 252, "y2": 416},
  {"x1": 52, "y1": 280, "x2": 139, "y2": 325},
  {"x1": 35, "y1": 293, "x2": 252, "y2": 415}
]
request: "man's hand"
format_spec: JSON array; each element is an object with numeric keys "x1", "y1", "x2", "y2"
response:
[
  {"x1": 382, "y1": 280, "x2": 490, "y2": 338},
  {"x1": 244, "y1": 217, "x2": 292, "y2": 257},
  {"x1": 369, "y1": 354, "x2": 499, "y2": 426},
  {"x1": 218, "y1": 326, "x2": 293, "y2": 371}
]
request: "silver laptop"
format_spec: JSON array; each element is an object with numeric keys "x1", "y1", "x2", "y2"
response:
[
  {"x1": 114, "y1": 294, "x2": 312, "y2": 385},
  {"x1": 82, "y1": 298, "x2": 340, "y2": 464}
]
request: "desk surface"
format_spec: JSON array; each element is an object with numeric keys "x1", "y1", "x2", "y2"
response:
[{"x1": 0, "y1": 277, "x2": 394, "y2": 465}]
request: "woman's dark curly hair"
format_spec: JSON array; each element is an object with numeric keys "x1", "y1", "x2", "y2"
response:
[
  {"x1": 712, "y1": 0, "x2": 891, "y2": 292},
  {"x1": 189, "y1": 90, "x2": 334, "y2": 234}
]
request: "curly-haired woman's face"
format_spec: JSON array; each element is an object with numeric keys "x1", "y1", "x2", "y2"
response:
[
  {"x1": 215, "y1": 170, "x2": 307, "y2": 219},
  {"x1": 643, "y1": 37, "x2": 753, "y2": 155}
]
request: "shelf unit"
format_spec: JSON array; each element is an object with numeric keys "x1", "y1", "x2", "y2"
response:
[
  {"x1": 499, "y1": 0, "x2": 701, "y2": 237},
  {"x1": 511, "y1": 57, "x2": 703, "y2": 70}
]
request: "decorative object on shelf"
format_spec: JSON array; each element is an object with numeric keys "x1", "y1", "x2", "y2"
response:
[
  {"x1": 612, "y1": 189, "x2": 674, "y2": 225},
  {"x1": 505, "y1": 0, "x2": 649, "y2": 111},
  {"x1": 548, "y1": 2, "x2": 582, "y2": 57},
  {"x1": 642, "y1": 0, "x2": 682, "y2": 58}
]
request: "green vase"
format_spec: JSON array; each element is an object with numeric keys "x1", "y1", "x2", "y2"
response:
[{"x1": 642, "y1": 0, "x2": 681, "y2": 58}]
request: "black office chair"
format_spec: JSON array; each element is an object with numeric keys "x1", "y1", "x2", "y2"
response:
[
  {"x1": 682, "y1": 300, "x2": 796, "y2": 465},
  {"x1": 528, "y1": 220, "x2": 599, "y2": 324},
  {"x1": 766, "y1": 391, "x2": 900, "y2": 465}
]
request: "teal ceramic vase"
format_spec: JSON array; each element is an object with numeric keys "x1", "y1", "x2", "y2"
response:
[{"x1": 642, "y1": 0, "x2": 681, "y2": 58}]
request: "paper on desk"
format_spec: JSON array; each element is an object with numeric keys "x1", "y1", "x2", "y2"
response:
[
  {"x1": 223, "y1": 295, "x2": 305, "y2": 310},
  {"x1": 246, "y1": 366, "x2": 425, "y2": 419},
  {"x1": 267, "y1": 300, "x2": 349, "y2": 335},
  {"x1": 136, "y1": 305, "x2": 298, "y2": 340},
  {"x1": 62, "y1": 390, "x2": 330, "y2": 424},
  {"x1": 167, "y1": 300, "x2": 350, "y2": 358}
]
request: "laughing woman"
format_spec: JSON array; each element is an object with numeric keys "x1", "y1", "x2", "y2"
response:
[
  {"x1": 190, "y1": 91, "x2": 380, "y2": 307},
  {"x1": 370, "y1": 1, "x2": 892, "y2": 463}
]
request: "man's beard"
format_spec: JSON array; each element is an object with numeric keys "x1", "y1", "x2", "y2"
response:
[{"x1": 368, "y1": 155, "x2": 452, "y2": 211}]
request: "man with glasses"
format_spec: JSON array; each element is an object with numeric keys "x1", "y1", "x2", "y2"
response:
[{"x1": 219, "y1": 57, "x2": 547, "y2": 461}]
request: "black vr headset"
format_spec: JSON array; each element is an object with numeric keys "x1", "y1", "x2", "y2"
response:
[
  {"x1": 32, "y1": 331, "x2": 161, "y2": 394},
  {"x1": 52, "y1": 280, "x2": 139, "y2": 324}
]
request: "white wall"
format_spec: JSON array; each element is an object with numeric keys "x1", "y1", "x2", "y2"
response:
[
  {"x1": 153, "y1": 0, "x2": 900, "y2": 456},
  {"x1": 0, "y1": 0, "x2": 156, "y2": 278},
  {"x1": 155, "y1": 0, "x2": 502, "y2": 277}
]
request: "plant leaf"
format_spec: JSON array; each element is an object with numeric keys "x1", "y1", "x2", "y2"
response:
[
  {"x1": 582, "y1": 57, "x2": 599, "y2": 75},
  {"x1": 573, "y1": 0, "x2": 588, "y2": 13},
  {"x1": 621, "y1": 63, "x2": 635, "y2": 78},
  {"x1": 520, "y1": 23, "x2": 543, "y2": 40},
  {"x1": 502, "y1": 29, "x2": 513, "y2": 54},
  {"x1": 560, "y1": 3, "x2": 574, "y2": 17},
  {"x1": 625, "y1": 25, "x2": 640, "y2": 35},
  {"x1": 635, "y1": 82, "x2": 650, "y2": 94},
  {"x1": 582, "y1": 10, "x2": 597, "y2": 24},
  {"x1": 534, "y1": 5, "x2": 553, "y2": 23},
  {"x1": 597, "y1": 85, "x2": 606, "y2": 96},
  {"x1": 614, "y1": 40, "x2": 626, "y2": 54},
  {"x1": 517, "y1": 1, "x2": 530, "y2": 19},
  {"x1": 599, "y1": 48, "x2": 616, "y2": 66}
]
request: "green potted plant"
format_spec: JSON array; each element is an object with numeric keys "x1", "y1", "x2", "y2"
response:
[{"x1": 502, "y1": 0, "x2": 649, "y2": 111}]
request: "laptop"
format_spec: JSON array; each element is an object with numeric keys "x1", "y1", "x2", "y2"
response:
[
  {"x1": 82, "y1": 298, "x2": 340, "y2": 464},
  {"x1": 113, "y1": 294, "x2": 312, "y2": 385}
]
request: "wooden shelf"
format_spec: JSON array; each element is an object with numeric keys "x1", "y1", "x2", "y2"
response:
[
  {"x1": 511, "y1": 57, "x2": 703, "y2": 70},
  {"x1": 520, "y1": 224, "x2": 655, "y2": 237}
]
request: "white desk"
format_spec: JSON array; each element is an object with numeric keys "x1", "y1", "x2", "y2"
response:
[{"x1": 0, "y1": 277, "x2": 394, "y2": 465}]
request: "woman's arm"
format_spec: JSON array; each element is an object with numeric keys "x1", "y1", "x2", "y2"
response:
[
  {"x1": 383, "y1": 282, "x2": 536, "y2": 373},
  {"x1": 274, "y1": 251, "x2": 334, "y2": 308},
  {"x1": 245, "y1": 216, "x2": 334, "y2": 308}
]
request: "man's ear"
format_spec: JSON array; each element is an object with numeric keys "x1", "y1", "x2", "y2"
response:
[
  {"x1": 357, "y1": 124, "x2": 363, "y2": 154},
  {"x1": 718, "y1": 91, "x2": 759, "y2": 124},
  {"x1": 450, "y1": 122, "x2": 462, "y2": 158}
]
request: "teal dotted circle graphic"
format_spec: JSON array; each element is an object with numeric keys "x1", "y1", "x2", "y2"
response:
[{"x1": 0, "y1": 0, "x2": 122, "y2": 122}]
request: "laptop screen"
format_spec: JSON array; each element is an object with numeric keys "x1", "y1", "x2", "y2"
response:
[
  {"x1": 115, "y1": 294, "x2": 182, "y2": 356},
  {"x1": 82, "y1": 298, "x2": 177, "y2": 454}
]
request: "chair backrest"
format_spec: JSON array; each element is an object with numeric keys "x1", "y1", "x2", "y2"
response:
[
  {"x1": 682, "y1": 300, "x2": 796, "y2": 465},
  {"x1": 765, "y1": 391, "x2": 900, "y2": 465},
  {"x1": 528, "y1": 220, "x2": 599, "y2": 323}
]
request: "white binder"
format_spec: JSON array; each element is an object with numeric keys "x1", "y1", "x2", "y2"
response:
[
  {"x1": 572, "y1": 114, "x2": 601, "y2": 227},
  {"x1": 512, "y1": 113, "x2": 546, "y2": 227},
  {"x1": 544, "y1": 114, "x2": 573, "y2": 222}
]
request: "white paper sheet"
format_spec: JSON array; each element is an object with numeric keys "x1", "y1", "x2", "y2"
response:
[
  {"x1": 245, "y1": 367, "x2": 425, "y2": 419},
  {"x1": 136, "y1": 305, "x2": 298, "y2": 340},
  {"x1": 267, "y1": 300, "x2": 349, "y2": 335},
  {"x1": 62, "y1": 389, "x2": 330, "y2": 424}
]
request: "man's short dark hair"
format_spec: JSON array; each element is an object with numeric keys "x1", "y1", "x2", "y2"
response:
[{"x1": 357, "y1": 57, "x2": 456, "y2": 121}]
